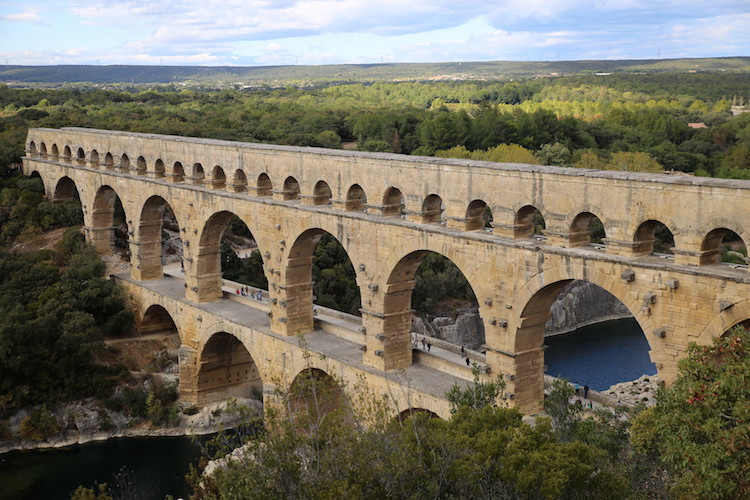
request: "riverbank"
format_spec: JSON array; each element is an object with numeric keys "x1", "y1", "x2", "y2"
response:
[{"x1": 0, "y1": 397, "x2": 262, "y2": 456}]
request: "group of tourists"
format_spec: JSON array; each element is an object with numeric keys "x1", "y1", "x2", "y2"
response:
[
  {"x1": 236, "y1": 286, "x2": 263, "y2": 301},
  {"x1": 574, "y1": 382, "x2": 594, "y2": 409}
]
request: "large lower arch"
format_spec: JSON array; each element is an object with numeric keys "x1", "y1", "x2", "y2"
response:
[
  {"x1": 53, "y1": 176, "x2": 80, "y2": 202},
  {"x1": 138, "y1": 304, "x2": 178, "y2": 336},
  {"x1": 196, "y1": 332, "x2": 263, "y2": 406},
  {"x1": 395, "y1": 407, "x2": 440, "y2": 423},
  {"x1": 508, "y1": 266, "x2": 648, "y2": 413},
  {"x1": 134, "y1": 195, "x2": 182, "y2": 281}
]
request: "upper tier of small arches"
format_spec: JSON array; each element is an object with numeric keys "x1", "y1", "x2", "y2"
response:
[{"x1": 24, "y1": 129, "x2": 750, "y2": 269}]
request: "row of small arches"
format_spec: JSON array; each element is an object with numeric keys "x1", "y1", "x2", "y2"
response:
[{"x1": 33, "y1": 141, "x2": 750, "y2": 265}]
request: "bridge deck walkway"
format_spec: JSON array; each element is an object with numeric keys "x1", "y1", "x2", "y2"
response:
[{"x1": 117, "y1": 266, "x2": 479, "y2": 403}]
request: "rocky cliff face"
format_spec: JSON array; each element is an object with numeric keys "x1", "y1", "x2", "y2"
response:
[
  {"x1": 544, "y1": 280, "x2": 631, "y2": 336},
  {"x1": 411, "y1": 280, "x2": 632, "y2": 345},
  {"x1": 411, "y1": 309, "x2": 485, "y2": 351}
]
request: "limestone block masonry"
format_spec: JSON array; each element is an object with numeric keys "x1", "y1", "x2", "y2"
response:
[{"x1": 22, "y1": 127, "x2": 750, "y2": 415}]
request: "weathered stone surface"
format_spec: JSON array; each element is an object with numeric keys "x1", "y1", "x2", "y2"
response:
[{"x1": 21, "y1": 127, "x2": 750, "y2": 415}]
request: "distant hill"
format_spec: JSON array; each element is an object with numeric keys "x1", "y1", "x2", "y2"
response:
[{"x1": 1, "y1": 57, "x2": 749, "y2": 87}]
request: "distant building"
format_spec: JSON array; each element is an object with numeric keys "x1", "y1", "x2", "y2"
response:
[{"x1": 688, "y1": 122, "x2": 708, "y2": 129}]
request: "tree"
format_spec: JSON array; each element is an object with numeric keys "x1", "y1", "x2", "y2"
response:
[
  {"x1": 537, "y1": 143, "x2": 572, "y2": 166},
  {"x1": 605, "y1": 151, "x2": 663, "y2": 173},
  {"x1": 573, "y1": 150, "x2": 608, "y2": 170},
  {"x1": 631, "y1": 326, "x2": 750, "y2": 499}
]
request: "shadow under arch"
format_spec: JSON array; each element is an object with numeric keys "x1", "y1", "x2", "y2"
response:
[
  {"x1": 346, "y1": 184, "x2": 367, "y2": 211},
  {"x1": 569, "y1": 211, "x2": 606, "y2": 247},
  {"x1": 257, "y1": 173, "x2": 272, "y2": 196},
  {"x1": 421, "y1": 194, "x2": 443, "y2": 224},
  {"x1": 28, "y1": 170, "x2": 43, "y2": 190},
  {"x1": 53, "y1": 176, "x2": 80, "y2": 202},
  {"x1": 282, "y1": 176, "x2": 300, "y2": 201},
  {"x1": 633, "y1": 219, "x2": 675, "y2": 256},
  {"x1": 701, "y1": 227, "x2": 748, "y2": 266},
  {"x1": 395, "y1": 407, "x2": 440, "y2": 423},
  {"x1": 514, "y1": 205, "x2": 545, "y2": 238},
  {"x1": 197, "y1": 331, "x2": 263, "y2": 406},
  {"x1": 138, "y1": 304, "x2": 178, "y2": 336},
  {"x1": 136, "y1": 195, "x2": 183, "y2": 280},
  {"x1": 209, "y1": 165, "x2": 226, "y2": 189},
  {"x1": 231, "y1": 169, "x2": 247, "y2": 193},
  {"x1": 284, "y1": 228, "x2": 362, "y2": 333},
  {"x1": 382, "y1": 186, "x2": 403, "y2": 216},
  {"x1": 465, "y1": 199, "x2": 491, "y2": 231},
  {"x1": 286, "y1": 367, "x2": 354, "y2": 431},
  {"x1": 312, "y1": 180, "x2": 332, "y2": 205}
]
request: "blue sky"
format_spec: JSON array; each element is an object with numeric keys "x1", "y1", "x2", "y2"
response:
[{"x1": 1, "y1": 1, "x2": 748, "y2": 66}]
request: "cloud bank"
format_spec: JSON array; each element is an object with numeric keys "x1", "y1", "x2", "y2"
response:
[{"x1": 1, "y1": 1, "x2": 748, "y2": 65}]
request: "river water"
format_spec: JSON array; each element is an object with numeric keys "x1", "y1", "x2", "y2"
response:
[
  {"x1": 544, "y1": 317, "x2": 657, "y2": 391},
  {"x1": 0, "y1": 318, "x2": 653, "y2": 499},
  {"x1": 0, "y1": 435, "x2": 204, "y2": 500}
]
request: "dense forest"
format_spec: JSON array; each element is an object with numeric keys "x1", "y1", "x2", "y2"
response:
[
  {"x1": 2, "y1": 71, "x2": 750, "y2": 181},
  {"x1": 2, "y1": 57, "x2": 749, "y2": 85},
  {"x1": 1, "y1": 68, "x2": 749, "y2": 498}
]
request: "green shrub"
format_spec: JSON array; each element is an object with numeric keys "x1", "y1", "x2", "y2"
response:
[{"x1": 18, "y1": 406, "x2": 61, "y2": 441}]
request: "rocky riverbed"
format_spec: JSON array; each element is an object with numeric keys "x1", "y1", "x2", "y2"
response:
[
  {"x1": 604, "y1": 374, "x2": 660, "y2": 407},
  {"x1": 0, "y1": 397, "x2": 262, "y2": 455}
]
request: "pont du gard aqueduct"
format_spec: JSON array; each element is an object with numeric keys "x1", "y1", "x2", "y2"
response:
[{"x1": 21, "y1": 127, "x2": 750, "y2": 417}]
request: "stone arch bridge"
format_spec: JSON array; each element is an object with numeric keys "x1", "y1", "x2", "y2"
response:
[{"x1": 21, "y1": 127, "x2": 750, "y2": 416}]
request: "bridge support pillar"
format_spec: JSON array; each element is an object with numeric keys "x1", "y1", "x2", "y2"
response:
[
  {"x1": 131, "y1": 239, "x2": 164, "y2": 280},
  {"x1": 262, "y1": 382, "x2": 286, "y2": 425},
  {"x1": 487, "y1": 346, "x2": 545, "y2": 414},
  {"x1": 271, "y1": 282, "x2": 315, "y2": 336},
  {"x1": 227, "y1": 182, "x2": 247, "y2": 194},
  {"x1": 186, "y1": 242, "x2": 224, "y2": 302},
  {"x1": 602, "y1": 238, "x2": 645, "y2": 258},
  {"x1": 85, "y1": 225, "x2": 114, "y2": 254},
  {"x1": 361, "y1": 309, "x2": 412, "y2": 370},
  {"x1": 132, "y1": 218, "x2": 164, "y2": 280},
  {"x1": 178, "y1": 345, "x2": 199, "y2": 405},
  {"x1": 444, "y1": 216, "x2": 467, "y2": 231},
  {"x1": 186, "y1": 272, "x2": 224, "y2": 302}
]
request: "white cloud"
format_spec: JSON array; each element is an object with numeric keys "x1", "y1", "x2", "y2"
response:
[
  {"x1": 0, "y1": 9, "x2": 43, "y2": 24},
  {"x1": 1, "y1": 1, "x2": 748, "y2": 65}
]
